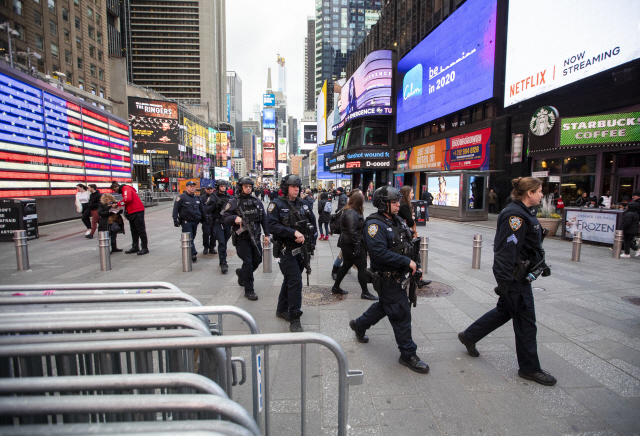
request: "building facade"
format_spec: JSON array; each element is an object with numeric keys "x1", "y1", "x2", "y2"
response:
[
  {"x1": 304, "y1": 16, "x2": 314, "y2": 111},
  {"x1": 227, "y1": 71, "x2": 242, "y2": 151}
]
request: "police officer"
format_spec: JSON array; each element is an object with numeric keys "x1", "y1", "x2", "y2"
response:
[
  {"x1": 222, "y1": 177, "x2": 269, "y2": 301},
  {"x1": 204, "y1": 179, "x2": 232, "y2": 273},
  {"x1": 173, "y1": 180, "x2": 204, "y2": 262},
  {"x1": 200, "y1": 183, "x2": 217, "y2": 255},
  {"x1": 268, "y1": 174, "x2": 317, "y2": 333},
  {"x1": 349, "y1": 186, "x2": 429, "y2": 374},
  {"x1": 458, "y1": 177, "x2": 556, "y2": 386}
]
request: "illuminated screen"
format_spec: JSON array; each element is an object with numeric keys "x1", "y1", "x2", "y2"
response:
[
  {"x1": 0, "y1": 72, "x2": 131, "y2": 198},
  {"x1": 128, "y1": 97, "x2": 179, "y2": 155},
  {"x1": 263, "y1": 109, "x2": 276, "y2": 130},
  {"x1": 504, "y1": 0, "x2": 640, "y2": 107},
  {"x1": 396, "y1": 0, "x2": 496, "y2": 133},
  {"x1": 303, "y1": 125, "x2": 317, "y2": 144},
  {"x1": 317, "y1": 144, "x2": 349, "y2": 180},
  {"x1": 427, "y1": 175, "x2": 460, "y2": 207}
]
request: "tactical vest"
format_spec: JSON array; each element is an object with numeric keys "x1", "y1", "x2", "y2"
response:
[
  {"x1": 366, "y1": 213, "x2": 413, "y2": 256},
  {"x1": 239, "y1": 197, "x2": 260, "y2": 223}
]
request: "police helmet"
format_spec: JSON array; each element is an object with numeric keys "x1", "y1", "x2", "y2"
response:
[
  {"x1": 214, "y1": 179, "x2": 228, "y2": 189},
  {"x1": 280, "y1": 174, "x2": 302, "y2": 192},
  {"x1": 372, "y1": 186, "x2": 401, "y2": 213},
  {"x1": 238, "y1": 177, "x2": 254, "y2": 186}
]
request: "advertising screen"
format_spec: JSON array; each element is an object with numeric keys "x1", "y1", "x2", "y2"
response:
[
  {"x1": 335, "y1": 50, "x2": 393, "y2": 131},
  {"x1": 504, "y1": 0, "x2": 640, "y2": 107},
  {"x1": 263, "y1": 109, "x2": 276, "y2": 130},
  {"x1": 128, "y1": 97, "x2": 179, "y2": 155},
  {"x1": 263, "y1": 149, "x2": 276, "y2": 170},
  {"x1": 278, "y1": 138, "x2": 287, "y2": 161},
  {"x1": 560, "y1": 112, "x2": 640, "y2": 146},
  {"x1": 317, "y1": 80, "x2": 327, "y2": 145},
  {"x1": 263, "y1": 129, "x2": 275, "y2": 146},
  {"x1": 263, "y1": 94, "x2": 275, "y2": 106},
  {"x1": 427, "y1": 175, "x2": 460, "y2": 207},
  {"x1": 396, "y1": 0, "x2": 496, "y2": 133},
  {"x1": 303, "y1": 125, "x2": 317, "y2": 144},
  {"x1": 317, "y1": 145, "x2": 349, "y2": 180},
  {"x1": 0, "y1": 72, "x2": 131, "y2": 198}
]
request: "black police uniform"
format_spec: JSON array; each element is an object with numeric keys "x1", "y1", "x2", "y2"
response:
[
  {"x1": 222, "y1": 192, "x2": 269, "y2": 298},
  {"x1": 200, "y1": 189, "x2": 216, "y2": 253},
  {"x1": 172, "y1": 191, "x2": 204, "y2": 256},
  {"x1": 353, "y1": 211, "x2": 418, "y2": 360},
  {"x1": 268, "y1": 195, "x2": 316, "y2": 322},
  {"x1": 204, "y1": 189, "x2": 232, "y2": 264},
  {"x1": 463, "y1": 200, "x2": 543, "y2": 374}
]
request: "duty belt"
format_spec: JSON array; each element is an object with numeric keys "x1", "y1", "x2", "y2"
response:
[{"x1": 375, "y1": 270, "x2": 406, "y2": 280}]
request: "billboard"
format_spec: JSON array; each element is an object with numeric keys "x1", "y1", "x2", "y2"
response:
[
  {"x1": 504, "y1": 0, "x2": 640, "y2": 107},
  {"x1": 565, "y1": 210, "x2": 617, "y2": 244},
  {"x1": 428, "y1": 175, "x2": 460, "y2": 207},
  {"x1": 263, "y1": 129, "x2": 275, "y2": 146},
  {"x1": 256, "y1": 138, "x2": 262, "y2": 161},
  {"x1": 278, "y1": 138, "x2": 287, "y2": 161},
  {"x1": 263, "y1": 109, "x2": 276, "y2": 129},
  {"x1": 334, "y1": 50, "x2": 393, "y2": 132},
  {"x1": 303, "y1": 125, "x2": 317, "y2": 144},
  {"x1": 317, "y1": 80, "x2": 327, "y2": 144},
  {"x1": 263, "y1": 94, "x2": 275, "y2": 106},
  {"x1": 317, "y1": 145, "x2": 349, "y2": 180},
  {"x1": 396, "y1": 0, "x2": 496, "y2": 133},
  {"x1": 128, "y1": 97, "x2": 180, "y2": 155},
  {"x1": 560, "y1": 112, "x2": 640, "y2": 146},
  {"x1": 263, "y1": 149, "x2": 276, "y2": 170}
]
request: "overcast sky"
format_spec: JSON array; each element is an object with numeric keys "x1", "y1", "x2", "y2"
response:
[{"x1": 226, "y1": 0, "x2": 315, "y2": 124}]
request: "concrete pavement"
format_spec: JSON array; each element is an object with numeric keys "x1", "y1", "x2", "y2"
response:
[{"x1": 1, "y1": 200, "x2": 639, "y2": 435}]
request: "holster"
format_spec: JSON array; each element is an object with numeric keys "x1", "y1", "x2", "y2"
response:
[
  {"x1": 511, "y1": 258, "x2": 530, "y2": 282},
  {"x1": 231, "y1": 231, "x2": 238, "y2": 247},
  {"x1": 272, "y1": 239, "x2": 284, "y2": 258},
  {"x1": 366, "y1": 269, "x2": 383, "y2": 296}
]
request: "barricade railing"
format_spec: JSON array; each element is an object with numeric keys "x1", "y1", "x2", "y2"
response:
[
  {"x1": 0, "y1": 281, "x2": 185, "y2": 294},
  {"x1": 0, "y1": 293, "x2": 202, "y2": 306}
]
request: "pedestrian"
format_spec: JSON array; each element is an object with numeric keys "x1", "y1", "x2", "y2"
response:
[
  {"x1": 98, "y1": 193, "x2": 124, "y2": 253},
  {"x1": 268, "y1": 174, "x2": 316, "y2": 332},
  {"x1": 86, "y1": 184, "x2": 102, "y2": 239},
  {"x1": 633, "y1": 189, "x2": 640, "y2": 205},
  {"x1": 335, "y1": 186, "x2": 348, "y2": 210},
  {"x1": 332, "y1": 190, "x2": 378, "y2": 300},
  {"x1": 204, "y1": 179, "x2": 232, "y2": 273},
  {"x1": 173, "y1": 181, "x2": 204, "y2": 262},
  {"x1": 458, "y1": 177, "x2": 556, "y2": 386},
  {"x1": 601, "y1": 191, "x2": 612, "y2": 209},
  {"x1": 555, "y1": 195, "x2": 564, "y2": 214},
  {"x1": 422, "y1": 189, "x2": 433, "y2": 221},
  {"x1": 111, "y1": 181, "x2": 149, "y2": 255},
  {"x1": 317, "y1": 192, "x2": 332, "y2": 240},
  {"x1": 620, "y1": 201, "x2": 639, "y2": 258},
  {"x1": 304, "y1": 189, "x2": 315, "y2": 206},
  {"x1": 575, "y1": 192, "x2": 589, "y2": 207},
  {"x1": 488, "y1": 189, "x2": 498, "y2": 214},
  {"x1": 348, "y1": 186, "x2": 428, "y2": 373},
  {"x1": 223, "y1": 177, "x2": 269, "y2": 301},
  {"x1": 398, "y1": 186, "x2": 415, "y2": 233},
  {"x1": 75, "y1": 184, "x2": 91, "y2": 236}
]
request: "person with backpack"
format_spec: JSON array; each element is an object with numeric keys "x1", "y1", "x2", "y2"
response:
[
  {"x1": 318, "y1": 193, "x2": 332, "y2": 240},
  {"x1": 620, "y1": 201, "x2": 640, "y2": 258}
]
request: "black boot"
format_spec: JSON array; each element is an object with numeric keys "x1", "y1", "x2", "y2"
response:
[
  {"x1": 245, "y1": 291, "x2": 258, "y2": 301},
  {"x1": 331, "y1": 266, "x2": 339, "y2": 281},
  {"x1": 349, "y1": 320, "x2": 369, "y2": 343},
  {"x1": 399, "y1": 354, "x2": 429, "y2": 374},
  {"x1": 518, "y1": 369, "x2": 557, "y2": 386},
  {"x1": 289, "y1": 316, "x2": 303, "y2": 333},
  {"x1": 137, "y1": 247, "x2": 149, "y2": 255},
  {"x1": 203, "y1": 247, "x2": 209, "y2": 255},
  {"x1": 458, "y1": 332, "x2": 480, "y2": 357},
  {"x1": 331, "y1": 285, "x2": 348, "y2": 295},
  {"x1": 221, "y1": 263, "x2": 228, "y2": 274},
  {"x1": 125, "y1": 245, "x2": 139, "y2": 254},
  {"x1": 211, "y1": 247, "x2": 218, "y2": 254},
  {"x1": 111, "y1": 242, "x2": 123, "y2": 253},
  {"x1": 361, "y1": 291, "x2": 378, "y2": 300}
]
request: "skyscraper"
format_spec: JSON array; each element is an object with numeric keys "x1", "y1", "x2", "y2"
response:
[
  {"x1": 126, "y1": 0, "x2": 227, "y2": 126},
  {"x1": 227, "y1": 71, "x2": 242, "y2": 152},
  {"x1": 304, "y1": 16, "x2": 315, "y2": 111},
  {"x1": 314, "y1": 0, "x2": 381, "y2": 98}
]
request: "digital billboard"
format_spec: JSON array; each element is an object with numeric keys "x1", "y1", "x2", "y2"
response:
[
  {"x1": 278, "y1": 138, "x2": 287, "y2": 161},
  {"x1": 263, "y1": 109, "x2": 276, "y2": 130},
  {"x1": 128, "y1": 97, "x2": 179, "y2": 155},
  {"x1": 504, "y1": 0, "x2": 640, "y2": 107},
  {"x1": 334, "y1": 50, "x2": 393, "y2": 132},
  {"x1": 317, "y1": 80, "x2": 327, "y2": 145},
  {"x1": 263, "y1": 149, "x2": 276, "y2": 170},
  {"x1": 428, "y1": 175, "x2": 460, "y2": 207},
  {"x1": 263, "y1": 129, "x2": 275, "y2": 146},
  {"x1": 396, "y1": 0, "x2": 496, "y2": 133},
  {"x1": 317, "y1": 145, "x2": 349, "y2": 180},
  {"x1": 263, "y1": 94, "x2": 275, "y2": 106},
  {"x1": 0, "y1": 71, "x2": 131, "y2": 198},
  {"x1": 303, "y1": 125, "x2": 317, "y2": 144}
]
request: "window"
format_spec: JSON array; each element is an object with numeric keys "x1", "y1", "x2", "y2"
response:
[
  {"x1": 35, "y1": 34, "x2": 44, "y2": 49},
  {"x1": 15, "y1": 24, "x2": 25, "y2": 41},
  {"x1": 89, "y1": 45, "x2": 94, "y2": 57},
  {"x1": 86, "y1": 6, "x2": 92, "y2": 19},
  {"x1": 98, "y1": 68, "x2": 103, "y2": 80},
  {"x1": 97, "y1": 50, "x2": 102, "y2": 61},
  {"x1": 75, "y1": 37, "x2": 81, "y2": 50},
  {"x1": 77, "y1": 57, "x2": 82, "y2": 69},
  {"x1": 75, "y1": 16, "x2": 80, "y2": 29},
  {"x1": 63, "y1": 28, "x2": 69, "y2": 43},
  {"x1": 91, "y1": 83, "x2": 96, "y2": 95},
  {"x1": 61, "y1": 7, "x2": 68, "y2": 21},
  {"x1": 64, "y1": 49, "x2": 71, "y2": 64},
  {"x1": 51, "y1": 43, "x2": 58, "y2": 58},
  {"x1": 73, "y1": 0, "x2": 78, "y2": 9},
  {"x1": 96, "y1": 31, "x2": 101, "y2": 44},
  {"x1": 95, "y1": 12, "x2": 100, "y2": 25},
  {"x1": 48, "y1": 0, "x2": 55, "y2": 13},
  {"x1": 49, "y1": 20, "x2": 57, "y2": 35},
  {"x1": 88, "y1": 25, "x2": 94, "y2": 39},
  {"x1": 34, "y1": 10, "x2": 42, "y2": 26},
  {"x1": 99, "y1": 87, "x2": 104, "y2": 98},
  {"x1": 78, "y1": 77, "x2": 83, "y2": 89},
  {"x1": 65, "y1": 71, "x2": 72, "y2": 84},
  {"x1": 90, "y1": 63, "x2": 96, "y2": 76},
  {"x1": 13, "y1": 0, "x2": 22, "y2": 15}
]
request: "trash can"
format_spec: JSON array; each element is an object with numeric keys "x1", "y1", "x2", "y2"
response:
[
  {"x1": 0, "y1": 198, "x2": 38, "y2": 242},
  {"x1": 411, "y1": 200, "x2": 428, "y2": 226}
]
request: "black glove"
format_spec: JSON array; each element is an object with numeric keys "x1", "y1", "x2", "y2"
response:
[
  {"x1": 174, "y1": 219, "x2": 180, "y2": 227},
  {"x1": 494, "y1": 282, "x2": 510, "y2": 298}
]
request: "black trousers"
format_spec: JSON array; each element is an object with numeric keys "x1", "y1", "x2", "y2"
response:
[
  {"x1": 127, "y1": 211, "x2": 148, "y2": 249},
  {"x1": 202, "y1": 220, "x2": 213, "y2": 249},
  {"x1": 277, "y1": 249, "x2": 304, "y2": 318},
  {"x1": 236, "y1": 237, "x2": 262, "y2": 293},
  {"x1": 464, "y1": 283, "x2": 541, "y2": 373},
  {"x1": 489, "y1": 203, "x2": 497, "y2": 214},
  {"x1": 334, "y1": 242, "x2": 369, "y2": 294},
  {"x1": 623, "y1": 233, "x2": 635, "y2": 255},
  {"x1": 355, "y1": 277, "x2": 417, "y2": 359},
  {"x1": 212, "y1": 222, "x2": 231, "y2": 265},
  {"x1": 81, "y1": 203, "x2": 91, "y2": 229}
]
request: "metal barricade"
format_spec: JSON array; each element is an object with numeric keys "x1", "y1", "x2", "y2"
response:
[
  {"x1": 0, "y1": 292, "x2": 202, "y2": 306},
  {"x1": 0, "y1": 281, "x2": 186, "y2": 294}
]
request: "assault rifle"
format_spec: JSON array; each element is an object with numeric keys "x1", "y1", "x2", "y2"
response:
[
  {"x1": 235, "y1": 204, "x2": 262, "y2": 258},
  {"x1": 292, "y1": 220, "x2": 316, "y2": 286},
  {"x1": 401, "y1": 237, "x2": 422, "y2": 308}
]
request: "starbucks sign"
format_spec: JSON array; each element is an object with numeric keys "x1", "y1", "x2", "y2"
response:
[{"x1": 530, "y1": 106, "x2": 558, "y2": 136}]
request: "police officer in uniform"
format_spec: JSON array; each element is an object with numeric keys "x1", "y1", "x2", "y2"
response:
[
  {"x1": 222, "y1": 177, "x2": 269, "y2": 301},
  {"x1": 204, "y1": 179, "x2": 232, "y2": 273},
  {"x1": 458, "y1": 177, "x2": 556, "y2": 386},
  {"x1": 349, "y1": 186, "x2": 429, "y2": 374},
  {"x1": 268, "y1": 174, "x2": 316, "y2": 333},
  {"x1": 173, "y1": 180, "x2": 204, "y2": 262},
  {"x1": 200, "y1": 183, "x2": 217, "y2": 255}
]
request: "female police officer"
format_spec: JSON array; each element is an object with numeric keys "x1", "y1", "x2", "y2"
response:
[{"x1": 458, "y1": 177, "x2": 556, "y2": 386}]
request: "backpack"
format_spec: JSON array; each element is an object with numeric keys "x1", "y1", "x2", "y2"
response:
[
  {"x1": 323, "y1": 200, "x2": 332, "y2": 214},
  {"x1": 329, "y1": 207, "x2": 344, "y2": 235}
]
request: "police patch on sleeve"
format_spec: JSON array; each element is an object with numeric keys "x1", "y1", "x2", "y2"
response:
[
  {"x1": 224, "y1": 203, "x2": 231, "y2": 211},
  {"x1": 367, "y1": 224, "x2": 378, "y2": 237},
  {"x1": 268, "y1": 203, "x2": 275, "y2": 213},
  {"x1": 509, "y1": 216, "x2": 522, "y2": 231},
  {"x1": 175, "y1": 197, "x2": 180, "y2": 202}
]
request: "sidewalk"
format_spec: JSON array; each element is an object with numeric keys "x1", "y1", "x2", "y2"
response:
[{"x1": 1, "y1": 201, "x2": 639, "y2": 435}]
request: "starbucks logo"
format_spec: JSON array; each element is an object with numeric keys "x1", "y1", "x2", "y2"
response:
[{"x1": 530, "y1": 106, "x2": 558, "y2": 136}]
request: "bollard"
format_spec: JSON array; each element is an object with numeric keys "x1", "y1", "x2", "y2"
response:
[
  {"x1": 472, "y1": 234, "x2": 482, "y2": 269},
  {"x1": 181, "y1": 232, "x2": 192, "y2": 272},
  {"x1": 13, "y1": 230, "x2": 29, "y2": 271},
  {"x1": 612, "y1": 229, "x2": 624, "y2": 259},
  {"x1": 420, "y1": 236, "x2": 429, "y2": 274},
  {"x1": 263, "y1": 240, "x2": 272, "y2": 273},
  {"x1": 97, "y1": 231, "x2": 111, "y2": 271},
  {"x1": 571, "y1": 231, "x2": 582, "y2": 262}
]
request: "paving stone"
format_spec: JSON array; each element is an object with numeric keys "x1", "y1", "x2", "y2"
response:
[
  {"x1": 376, "y1": 408, "x2": 440, "y2": 435},
  {"x1": 566, "y1": 387, "x2": 640, "y2": 435}
]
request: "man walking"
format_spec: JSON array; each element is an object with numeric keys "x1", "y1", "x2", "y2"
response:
[
  {"x1": 200, "y1": 183, "x2": 217, "y2": 255},
  {"x1": 204, "y1": 179, "x2": 232, "y2": 273},
  {"x1": 173, "y1": 181, "x2": 204, "y2": 263},
  {"x1": 111, "y1": 181, "x2": 148, "y2": 255}
]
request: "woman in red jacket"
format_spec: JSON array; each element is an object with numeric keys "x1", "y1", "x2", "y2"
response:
[{"x1": 110, "y1": 181, "x2": 149, "y2": 255}]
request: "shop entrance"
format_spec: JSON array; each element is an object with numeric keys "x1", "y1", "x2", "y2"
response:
[{"x1": 615, "y1": 172, "x2": 640, "y2": 203}]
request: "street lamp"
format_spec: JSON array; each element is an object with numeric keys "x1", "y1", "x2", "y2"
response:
[
  {"x1": 0, "y1": 22, "x2": 20, "y2": 68},
  {"x1": 17, "y1": 49, "x2": 41, "y2": 73}
]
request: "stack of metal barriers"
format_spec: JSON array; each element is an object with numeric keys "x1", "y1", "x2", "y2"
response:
[{"x1": 0, "y1": 282, "x2": 364, "y2": 436}]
